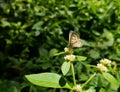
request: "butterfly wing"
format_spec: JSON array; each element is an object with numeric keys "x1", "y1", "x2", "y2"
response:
[{"x1": 69, "y1": 31, "x2": 82, "y2": 47}]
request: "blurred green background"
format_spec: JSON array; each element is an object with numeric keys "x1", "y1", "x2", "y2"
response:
[{"x1": 0, "y1": 0, "x2": 120, "y2": 92}]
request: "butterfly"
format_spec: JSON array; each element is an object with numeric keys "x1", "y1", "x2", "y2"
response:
[{"x1": 69, "y1": 31, "x2": 82, "y2": 47}]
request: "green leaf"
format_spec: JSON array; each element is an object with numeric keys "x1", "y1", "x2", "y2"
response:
[
  {"x1": 102, "y1": 29, "x2": 114, "y2": 47},
  {"x1": 32, "y1": 21, "x2": 43, "y2": 30},
  {"x1": 99, "y1": 88, "x2": 106, "y2": 92},
  {"x1": 35, "y1": 30, "x2": 40, "y2": 36},
  {"x1": 25, "y1": 73, "x2": 71, "y2": 89},
  {"x1": 49, "y1": 49, "x2": 58, "y2": 57},
  {"x1": 61, "y1": 61, "x2": 70, "y2": 76},
  {"x1": 102, "y1": 72, "x2": 119, "y2": 88},
  {"x1": 84, "y1": 87, "x2": 95, "y2": 92},
  {"x1": 88, "y1": 49, "x2": 100, "y2": 59},
  {"x1": 76, "y1": 56, "x2": 87, "y2": 61}
]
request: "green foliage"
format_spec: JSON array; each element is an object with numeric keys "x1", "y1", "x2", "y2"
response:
[
  {"x1": 102, "y1": 72, "x2": 119, "y2": 89},
  {"x1": 61, "y1": 61, "x2": 70, "y2": 76},
  {"x1": 25, "y1": 73, "x2": 71, "y2": 89},
  {"x1": 0, "y1": 0, "x2": 120, "y2": 92},
  {"x1": 0, "y1": 80, "x2": 20, "y2": 92}
]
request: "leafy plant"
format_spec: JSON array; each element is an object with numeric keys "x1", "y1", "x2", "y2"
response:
[
  {"x1": 0, "y1": 0, "x2": 120, "y2": 92},
  {"x1": 25, "y1": 31, "x2": 120, "y2": 92}
]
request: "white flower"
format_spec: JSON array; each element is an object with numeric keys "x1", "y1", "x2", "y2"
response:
[
  {"x1": 64, "y1": 47, "x2": 69, "y2": 53},
  {"x1": 64, "y1": 54, "x2": 75, "y2": 62},
  {"x1": 100, "y1": 58, "x2": 112, "y2": 66},
  {"x1": 97, "y1": 63, "x2": 108, "y2": 72},
  {"x1": 73, "y1": 84, "x2": 82, "y2": 92}
]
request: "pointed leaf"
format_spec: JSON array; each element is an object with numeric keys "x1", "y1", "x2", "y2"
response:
[
  {"x1": 25, "y1": 73, "x2": 71, "y2": 89},
  {"x1": 102, "y1": 72, "x2": 119, "y2": 88},
  {"x1": 76, "y1": 56, "x2": 87, "y2": 61},
  {"x1": 61, "y1": 61, "x2": 70, "y2": 75}
]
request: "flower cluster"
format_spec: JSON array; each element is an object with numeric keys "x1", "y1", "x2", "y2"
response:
[
  {"x1": 100, "y1": 58, "x2": 112, "y2": 66},
  {"x1": 97, "y1": 63, "x2": 108, "y2": 72},
  {"x1": 97, "y1": 58, "x2": 113, "y2": 72},
  {"x1": 64, "y1": 47, "x2": 75, "y2": 62},
  {"x1": 73, "y1": 84, "x2": 82, "y2": 92},
  {"x1": 64, "y1": 47, "x2": 70, "y2": 53},
  {"x1": 64, "y1": 54, "x2": 75, "y2": 62},
  {"x1": 64, "y1": 47, "x2": 73, "y2": 54}
]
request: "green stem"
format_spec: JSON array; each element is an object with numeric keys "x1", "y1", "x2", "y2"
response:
[
  {"x1": 29, "y1": 85, "x2": 32, "y2": 92},
  {"x1": 54, "y1": 52, "x2": 65, "y2": 56},
  {"x1": 53, "y1": 88, "x2": 56, "y2": 92},
  {"x1": 71, "y1": 63, "x2": 76, "y2": 86},
  {"x1": 82, "y1": 72, "x2": 96, "y2": 88},
  {"x1": 80, "y1": 61, "x2": 96, "y2": 68}
]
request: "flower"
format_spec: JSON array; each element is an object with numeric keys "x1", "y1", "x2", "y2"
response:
[
  {"x1": 73, "y1": 84, "x2": 82, "y2": 92},
  {"x1": 100, "y1": 58, "x2": 112, "y2": 66},
  {"x1": 64, "y1": 47, "x2": 70, "y2": 53},
  {"x1": 64, "y1": 54, "x2": 75, "y2": 62},
  {"x1": 97, "y1": 63, "x2": 108, "y2": 72},
  {"x1": 64, "y1": 47, "x2": 73, "y2": 54}
]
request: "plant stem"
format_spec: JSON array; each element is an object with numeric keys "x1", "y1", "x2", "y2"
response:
[
  {"x1": 29, "y1": 85, "x2": 32, "y2": 92},
  {"x1": 71, "y1": 63, "x2": 76, "y2": 86},
  {"x1": 82, "y1": 72, "x2": 96, "y2": 88},
  {"x1": 54, "y1": 51, "x2": 65, "y2": 56}
]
